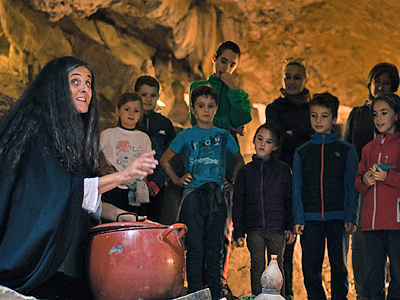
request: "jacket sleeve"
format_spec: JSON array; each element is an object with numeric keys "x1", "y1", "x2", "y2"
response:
[
  {"x1": 283, "y1": 164, "x2": 293, "y2": 230},
  {"x1": 265, "y1": 103, "x2": 281, "y2": 128},
  {"x1": 227, "y1": 89, "x2": 252, "y2": 129},
  {"x1": 292, "y1": 149, "x2": 305, "y2": 226},
  {"x1": 232, "y1": 167, "x2": 246, "y2": 240},
  {"x1": 213, "y1": 89, "x2": 251, "y2": 131},
  {"x1": 355, "y1": 147, "x2": 372, "y2": 194},
  {"x1": 344, "y1": 145, "x2": 360, "y2": 225},
  {"x1": 382, "y1": 166, "x2": 400, "y2": 188},
  {"x1": 165, "y1": 119, "x2": 176, "y2": 148},
  {"x1": 266, "y1": 103, "x2": 313, "y2": 148},
  {"x1": 344, "y1": 107, "x2": 357, "y2": 143}
]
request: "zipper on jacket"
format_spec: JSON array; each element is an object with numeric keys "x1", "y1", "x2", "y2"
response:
[
  {"x1": 373, "y1": 135, "x2": 386, "y2": 230},
  {"x1": 146, "y1": 115, "x2": 150, "y2": 131},
  {"x1": 261, "y1": 163, "x2": 266, "y2": 229},
  {"x1": 320, "y1": 135, "x2": 325, "y2": 220},
  {"x1": 397, "y1": 198, "x2": 400, "y2": 223}
]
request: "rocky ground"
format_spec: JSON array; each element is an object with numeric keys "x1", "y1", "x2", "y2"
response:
[{"x1": 226, "y1": 238, "x2": 357, "y2": 299}]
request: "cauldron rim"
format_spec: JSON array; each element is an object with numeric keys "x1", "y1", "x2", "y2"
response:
[{"x1": 88, "y1": 221, "x2": 169, "y2": 236}]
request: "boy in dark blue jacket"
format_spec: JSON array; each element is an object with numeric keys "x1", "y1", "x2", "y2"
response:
[
  {"x1": 292, "y1": 92, "x2": 359, "y2": 300},
  {"x1": 135, "y1": 76, "x2": 176, "y2": 222}
]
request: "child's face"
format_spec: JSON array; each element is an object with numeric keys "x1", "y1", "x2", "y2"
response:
[
  {"x1": 213, "y1": 49, "x2": 239, "y2": 77},
  {"x1": 370, "y1": 72, "x2": 392, "y2": 98},
  {"x1": 282, "y1": 64, "x2": 307, "y2": 95},
  {"x1": 373, "y1": 100, "x2": 398, "y2": 134},
  {"x1": 310, "y1": 105, "x2": 336, "y2": 135},
  {"x1": 117, "y1": 101, "x2": 142, "y2": 129},
  {"x1": 136, "y1": 84, "x2": 159, "y2": 114},
  {"x1": 191, "y1": 96, "x2": 218, "y2": 128},
  {"x1": 254, "y1": 128, "x2": 277, "y2": 160}
]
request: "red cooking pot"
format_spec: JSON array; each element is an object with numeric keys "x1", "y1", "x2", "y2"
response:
[{"x1": 86, "y1": 221, "x2": 187, "y2": 300}]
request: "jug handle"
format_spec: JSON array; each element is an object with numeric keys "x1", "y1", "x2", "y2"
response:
[{"x1": 161, "y1": 223, "x2": 188, "y2": 241}]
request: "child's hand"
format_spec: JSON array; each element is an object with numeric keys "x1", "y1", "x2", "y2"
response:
[
  {"x1": 293, "y1": 224, "x2": 304, "y2": 235},
  {"x1": 362, "y1": 170, "x2": 376, "y2": 186},
  {"x1": 176, "y1": 173, "x2": 193, "y2": 187},
  {"x1": 223, "y1": 179, "x2": 234, "y2": 193},
  {"x1": 344, "y1": 222, "x2": 357, "y2": 235},
  {"x1": 371, "y1": 165, "x2": 388, "y2": 182},
  {"x1": 285, "y1": 230, "x2": 296, "y2": 245},
  {"x1": 236, "y1": 237, "x2": 245, "y2": 247},
  {"x1": 148, "y1": 185, "x2": 156, "y2": 196},
  {"x1": 219, "y1": 73, "x2": 238, "y2": 90}
]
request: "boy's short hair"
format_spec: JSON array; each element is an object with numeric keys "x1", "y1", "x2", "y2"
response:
[
  {"x1": 190, "y1": 85, "x2": 219, "y2": 106},
  {"x1": 134, "y1": 75, "x2": 160, "y2": 93},
  {"x1": 309, "y1": 92, "x2": 340, "y2": 120},
  {"x1": 215, "y1": 41, "x2": 241, "y2": 60},
  {"x1": 368, "y1": 63, "x2": 399, "y2": 93},
  {"x1": 253, "y1": 121, "x2": 282, "y2": 158},
  {"x1": 371, "y1": 94, "x2": 400, "y2": 133}
]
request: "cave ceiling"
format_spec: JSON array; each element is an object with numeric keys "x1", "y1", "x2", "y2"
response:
[{"x1": 1, "y1": 0, "x2": 400, "y2": 139}]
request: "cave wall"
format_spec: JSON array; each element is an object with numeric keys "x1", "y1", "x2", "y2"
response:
[
  {"x1": 1, "y1": 0, "x2": 400, "y2": 137},
  {"x1": 1, "y1": 1, "x2": 399, "y2": 298}
]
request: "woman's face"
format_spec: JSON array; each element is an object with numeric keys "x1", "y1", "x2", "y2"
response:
[
  {"x1": 370, "y1": 72, "x2": 392, "y2": 98},
  {"x1": 282, "y1": 64, "x2": 307, "y2": 95},
  {"x1": 69, "y1": 66, "x2": 92, "y2": 113}
]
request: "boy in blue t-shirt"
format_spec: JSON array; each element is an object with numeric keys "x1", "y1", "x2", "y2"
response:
[
  {"x1": 160, "y1": 85, "x2": 244, "y2": 300},
  {"x1": 292, "y1": 92, "x2": 359, "y2": 300}
]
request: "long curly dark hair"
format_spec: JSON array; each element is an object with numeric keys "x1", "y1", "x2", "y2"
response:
[{"x1": 0, "y1": 56, "x2": 100, "y2": 174}]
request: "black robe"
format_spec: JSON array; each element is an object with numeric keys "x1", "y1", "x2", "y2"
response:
[{"x1": 0, "y1": 133, "x2": 84, "y2": 294}]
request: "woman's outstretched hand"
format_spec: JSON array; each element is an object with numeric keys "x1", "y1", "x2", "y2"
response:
[{"x1": 122, "y1": 150, "x2": 158, "y2": 183}]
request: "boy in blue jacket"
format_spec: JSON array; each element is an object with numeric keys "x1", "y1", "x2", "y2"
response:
[
  {"x1": 134, "y1": 75, "x2": 176, "y2": 222},
  {"x1": 292, "y1": 92, "x2": 359, "y2": 300}
]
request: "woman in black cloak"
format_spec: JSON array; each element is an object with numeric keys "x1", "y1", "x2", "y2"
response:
[{"x1": 0, "y1": 56, "x2": 157, "y2": 299}]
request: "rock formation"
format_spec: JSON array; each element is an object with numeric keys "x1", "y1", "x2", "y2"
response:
[
  {"x1": 0, "y1": 0, "x2": 398, "y2": 298},
  {"x1": 1, "y1": 0, "x2": 400, "y2": 135}
]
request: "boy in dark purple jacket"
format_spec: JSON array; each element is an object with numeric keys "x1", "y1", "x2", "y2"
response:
[{"x1": 232, "y1": 122, "x2": 294, "y2": 296}]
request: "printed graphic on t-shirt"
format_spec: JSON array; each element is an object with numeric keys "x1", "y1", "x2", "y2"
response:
[
  {"x1": 115, "y1": 140, "x2": 143, "y2": 168},
  {"x1": 186, "y1": 132, "x2": 227, "y2": 185}
]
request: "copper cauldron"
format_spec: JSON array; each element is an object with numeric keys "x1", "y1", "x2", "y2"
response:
[{"x1": 87, "y1": 222, "x2": 187, "y2": 300}]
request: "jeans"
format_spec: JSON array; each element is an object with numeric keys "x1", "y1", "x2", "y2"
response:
[
  {"x1": 364, "y1": 230, "x2": 400, "y2": 300},
  {"x1": 283, "y1": 235, "x2": 296, "y2": 296},
  {"x1": 179, "y1": 185, "x2": 228, "y2": 300},
  {"x1": 351, "y1": 194, "x2": 367, "y2": 299},
  {"x1": 300, "y1": 220, "x2": 349, "y2": 300},
  {"x1": 246, "y1": 230, "x2": 285, "y2": 295}
]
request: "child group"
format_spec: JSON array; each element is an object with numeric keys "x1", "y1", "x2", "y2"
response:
[{"x1": 102, "y1": 40, "x2": 400, "y2": 300}]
